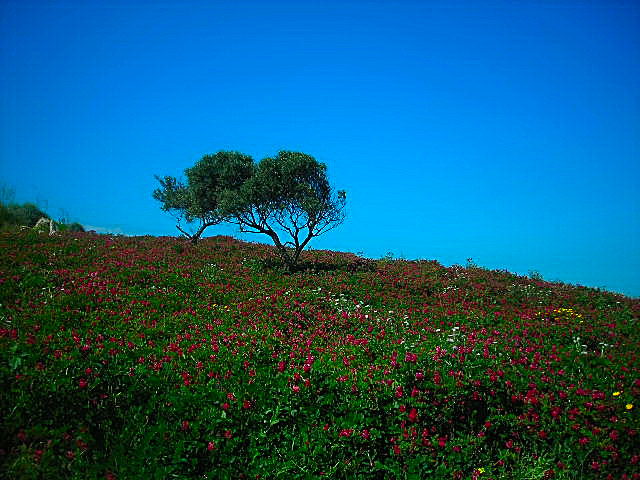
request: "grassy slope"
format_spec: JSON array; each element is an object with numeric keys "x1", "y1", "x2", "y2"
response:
[{"x1": 0, "y1": 230, "x2": 638, "y2": 479}]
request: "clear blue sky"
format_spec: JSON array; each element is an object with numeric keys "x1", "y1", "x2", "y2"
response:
[{"x1": 1, "y1": 0, "x2": 638, "y2": 297}]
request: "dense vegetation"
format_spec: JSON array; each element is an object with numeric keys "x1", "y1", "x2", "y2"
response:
[
  {"x1": 0, "y1": 231, "x2": 638, "y2": 479},
  {"x1": 0, "y1": 201, "x2": 84, "y2": 233}
]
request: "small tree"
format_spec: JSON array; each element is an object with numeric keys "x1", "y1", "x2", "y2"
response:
[
  {"x1": 153, "y1": 151, "x2": 254, "y2": 243},
  {"x1": 228, "y1": 151, "x2": 346, "y2": 270},
  {"x1": 154, "y1": 150, "x2": 346, "y2": 269}
]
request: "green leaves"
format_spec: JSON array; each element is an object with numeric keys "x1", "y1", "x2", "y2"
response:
[{"x1": 154, "y1": 149, "x2": 346, "y2": 268}]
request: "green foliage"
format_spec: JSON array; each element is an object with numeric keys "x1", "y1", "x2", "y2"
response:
[
  {"x1": 0, "y1": 186, "x2": 82, "y2": 232},
  {"x1": 232, "y1": 151, "x2": 346, "y2": 270},
  {"x1": 154, "y1": 150, "x2": 346, "y2": 269},
  {"x1": 0, "y1": 231, "x2": 638, "y2": 479},
  {"x1": 3, "y1": 202, "x2": 49, "y2": 227},
  {"x1": 529, "y1": 270, "x2": 544, "y2": 281},
  {"x1": 153, "y1": 151, "x2": 255, "y2": 243},
  {"x1": 66, "y1": 222, "x2": 85, "y2": 232}
]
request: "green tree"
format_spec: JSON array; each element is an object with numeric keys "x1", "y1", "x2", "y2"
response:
[
  {"x1": 153, "y1": 150, "x2": 346, "y2": 269},
  {"x1": 230, "y1": 151, "x2": 346, "y2": 270},
  {"x1": 153, "y1": 151, "x2": 254, "y2": 243}
]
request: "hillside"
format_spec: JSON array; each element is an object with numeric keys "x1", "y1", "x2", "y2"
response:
[{"x1": 1, "y1": 230, "x2": 638, "y2": 479}]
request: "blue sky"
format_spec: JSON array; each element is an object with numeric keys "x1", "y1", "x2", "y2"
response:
[{"x1": 1, "y1": 0, "x2": 638, "y2": 297}]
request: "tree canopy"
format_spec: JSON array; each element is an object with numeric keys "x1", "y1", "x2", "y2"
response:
[
  {"x1": 153, "y1": 151, "x2": 254, "y2": 243},
  {"x1": 153, "y1": 150, "x2": 346, "y2": 269}
]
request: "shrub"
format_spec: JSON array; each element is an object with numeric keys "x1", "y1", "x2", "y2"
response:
[{"x1": 5, "y1": 203, "x2": 49, "y2": 227}]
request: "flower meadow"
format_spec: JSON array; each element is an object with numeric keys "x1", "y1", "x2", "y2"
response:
[{"x1": 1, "y1": 231, "x2": 639, "y2": 479}]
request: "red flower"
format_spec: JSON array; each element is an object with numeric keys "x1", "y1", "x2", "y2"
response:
[
  {"x1": 181, "y1": 420, "x2": 189, "y2": 431},
  {"x1": 361, "y1": 429, "x2": 370, "y2": 439},
  {"x1": 405, "y1": 352, "x2": 417, "y2": 363},
  {"x1": 224, "y1": 430, "x2": 232, "y2": 439},
  {"x1": 222, "y1": 402, "x2": 230, "y2": 411},
  {"x1": 339, "y1": 429, "x2": 353, "y2": 438},
  {"x1": 79, "y1": 378, "x2": 88, "y2": 389},
  {"x1": 243, "y1": 400, "x2": 251, "y2": 409},
  {"x1": 207, "y1": 441, "x2": 215, "y2": 451},
  {"x1": 409, "y1": 408, "x2": 418, "y2": 423}
]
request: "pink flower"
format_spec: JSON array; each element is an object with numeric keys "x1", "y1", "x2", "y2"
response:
[
  {"x1": 207, "y1": 441, "x2": 215, "y2": 451},
  {"x1": 395, "y1": 386, "x2": 403, "y2": 398},
  {"x1": 222, "y1": 402, "x2": 230, "y2": 411},
  {"x1": 361, "y1": 429, "x2": 370, "y2": 439},
  {"x1": 409, "y1": 408, "x2": 418, "y2": 423},
  {"x1": 79, "y1": 378, "x2": 88, "y2": 389},
  {"x1": 292, "y1": 385, "x2": 300, "y2": 393},
  {"x1": 405, "y1": 352, "x2": 417, "y2": 363},
  {"x1": 339, "y1": 429, "x2": 353, "y2": 438}
]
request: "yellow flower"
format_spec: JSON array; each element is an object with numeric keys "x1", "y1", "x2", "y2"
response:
[
  {"x1": 478, "y1": 467, "x2": 485, "y2": 473},
  {"x1": 626, "y1": 404, "x2": 633, "y2": 410},
  {"x1": 613, "y1": 391, "x2": 621, "y2": 396}
]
